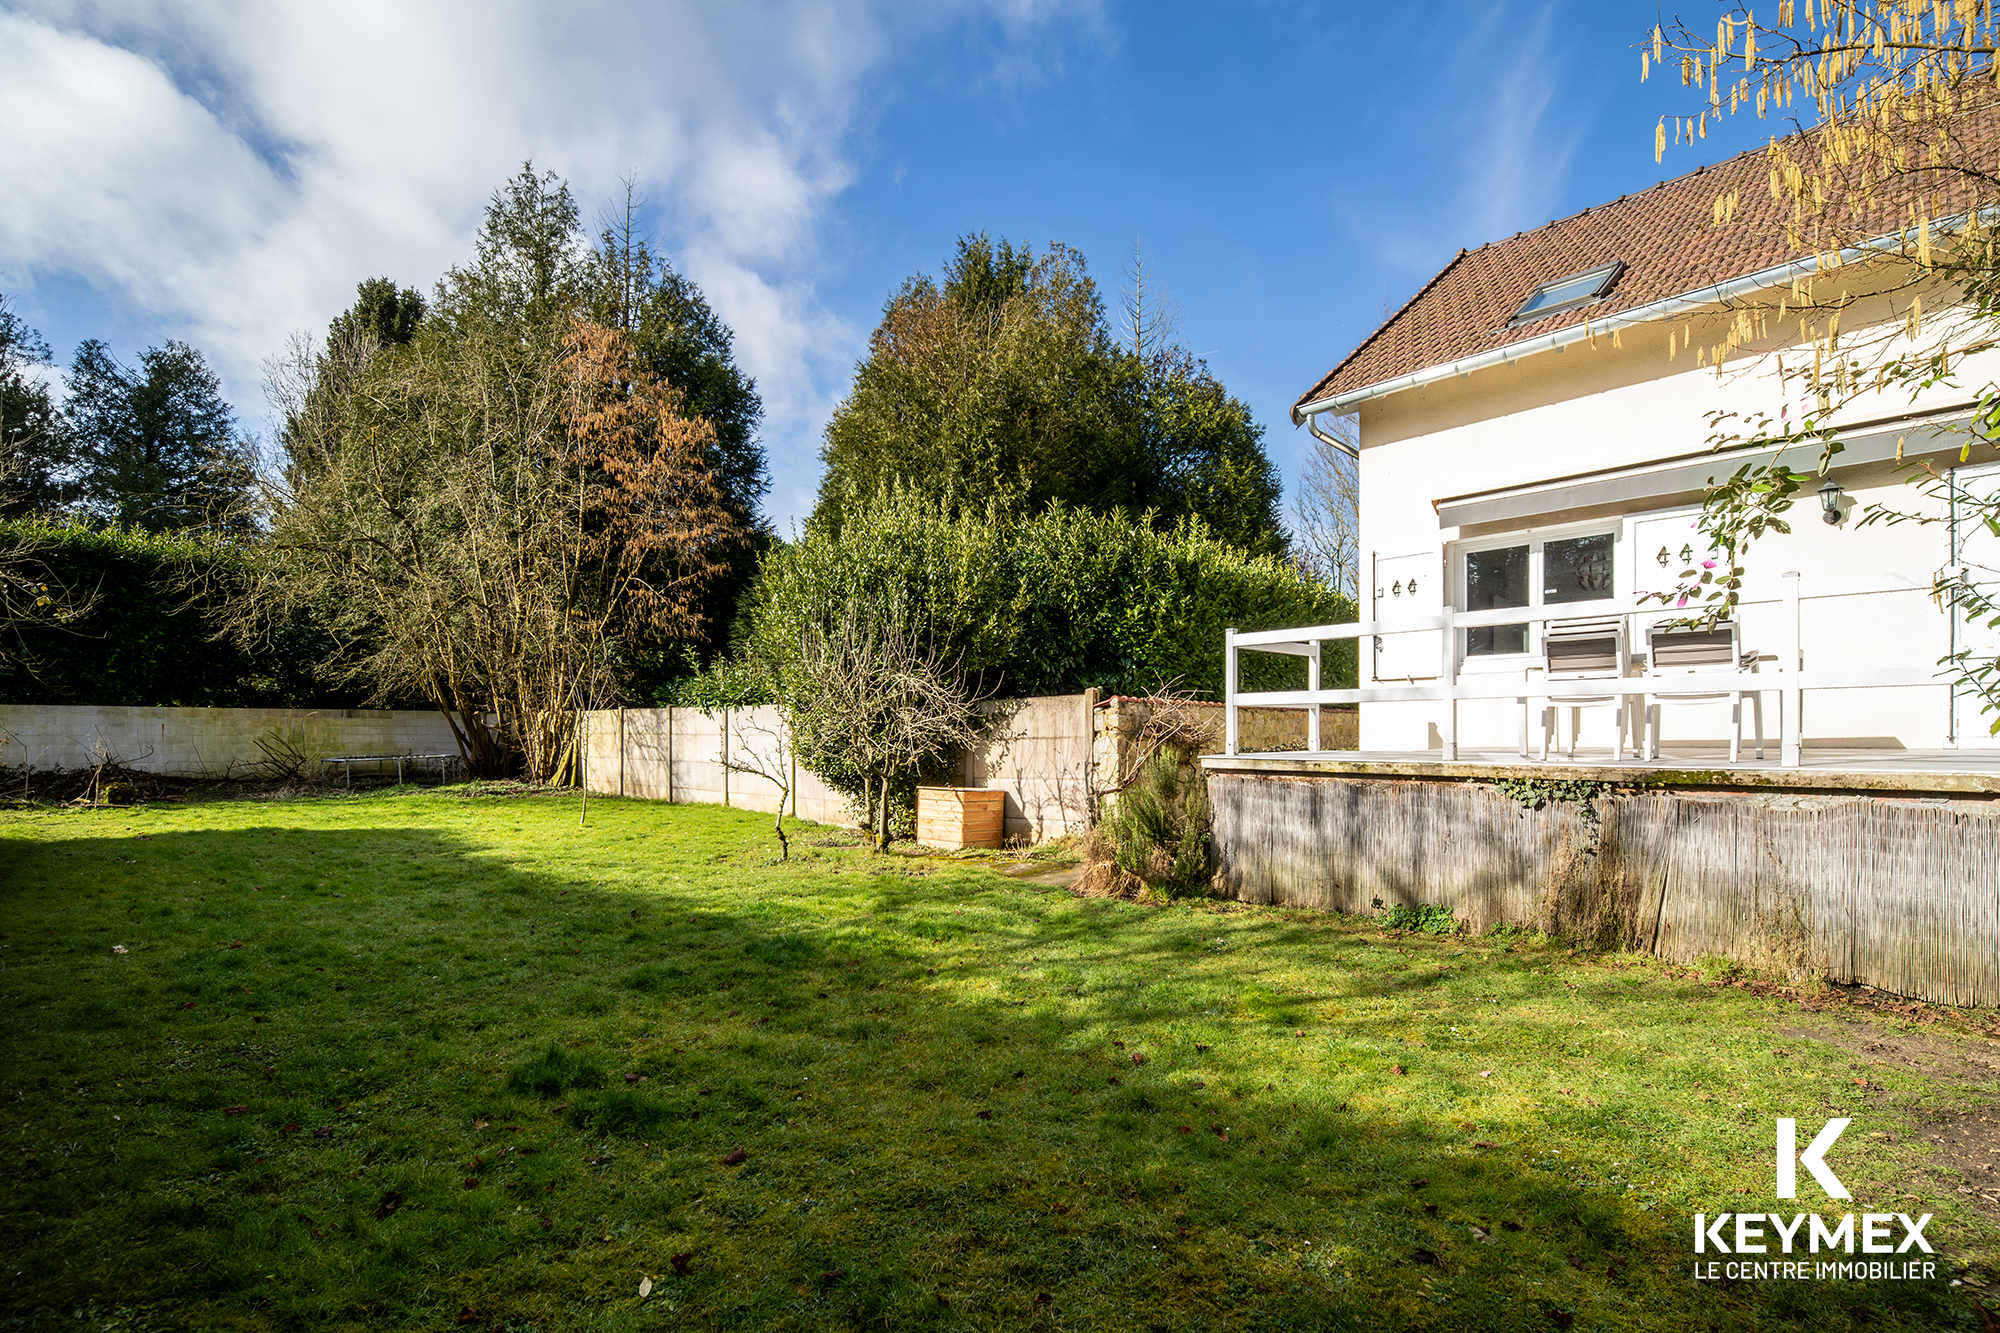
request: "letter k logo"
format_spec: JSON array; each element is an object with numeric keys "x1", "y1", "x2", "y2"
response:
[{"x1": 1776, "y1": 1118, "x2": 1851, "y2": 1200}]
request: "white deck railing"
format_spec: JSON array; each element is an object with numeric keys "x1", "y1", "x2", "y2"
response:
[{"x1": 1223, "y1": 570, "x2": 1950, "y2": 768}]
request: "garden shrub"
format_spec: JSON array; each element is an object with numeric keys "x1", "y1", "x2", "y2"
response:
[
  {"x1": 0, "y1": 518, "x2": 367, "y2": 707},
  {"x1": 745, "y1": 487, "x2": 1354, "y2": 703},
  {"x1": 1087, "y1": 748, "x2": 1213, "y2": 896},
  {"x1": 1381, "y1": 902, "x2": 1459, "y2": 935}
]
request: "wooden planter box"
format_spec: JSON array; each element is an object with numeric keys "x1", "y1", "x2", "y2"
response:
[{"x1": 915, "y1": 786, "x2": 1007, "y2": 850}]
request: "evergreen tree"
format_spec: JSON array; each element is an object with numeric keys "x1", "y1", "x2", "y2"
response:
[
  {"x1": 0, "y1": 295, "x2": 64, "y2": 518},
  {"x1": 65, "y1": 338, "x2": 253, "y2": 533},
  {"x1": 816, "y1": 233, "x2": 1285, "y2": 555}
]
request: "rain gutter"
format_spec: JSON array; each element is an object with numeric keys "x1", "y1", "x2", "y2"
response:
[{"x1": 1290, "y1": 223, "x2": 1953, "y2": 429}]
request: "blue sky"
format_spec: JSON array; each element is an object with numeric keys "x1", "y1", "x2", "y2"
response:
[{"x1": 0, "y1": 1, "x2": 1774, "y2": 532}]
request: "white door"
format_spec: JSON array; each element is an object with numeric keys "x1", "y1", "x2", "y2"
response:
[
  {"x1": 1370, "y1": 550, "x2": 1440, "y2": 681},
  {"x1": 1951, "y1": 462, "x2": 2000, "y2": 746}
]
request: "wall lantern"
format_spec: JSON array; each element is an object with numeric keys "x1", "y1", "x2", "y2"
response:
[{"x1": 1818, "y1": 478, "x2": 1845, "y2": 525}]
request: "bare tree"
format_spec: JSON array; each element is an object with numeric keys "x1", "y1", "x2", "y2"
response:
[
  {"x1": 720, "y1": 711, "x2": 794, "y2": 860},
  {"x1": 779, "y1": 596, "x2": 991, "y2": 850},
  {"x1": 246, "y1": 316, "x2": 740, "y2": 780},
  {"x1": 1119, "y1": 237, "x2": 1183, "y2": 361},
  {"x1": 1289, "y1": 411, "x2": 1359, "y2": 600}
]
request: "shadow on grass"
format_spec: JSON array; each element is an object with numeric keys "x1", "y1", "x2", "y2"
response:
[{"x1": 0, "y1": 813, "x2": 1976, "y2": 1332}]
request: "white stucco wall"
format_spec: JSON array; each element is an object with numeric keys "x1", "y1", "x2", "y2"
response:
[{"x1": 1347, "y1": 298, "x2": 1999, "y2": 754}]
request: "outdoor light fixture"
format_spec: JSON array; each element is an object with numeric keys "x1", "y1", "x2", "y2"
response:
[{"x1": 1819, "y1": 478, "x2": 1845, "y2": 525}]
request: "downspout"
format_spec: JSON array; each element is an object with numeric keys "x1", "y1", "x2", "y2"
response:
[{"x1": 1305, "y1": 411, "x2": 1360, "y2": 460}]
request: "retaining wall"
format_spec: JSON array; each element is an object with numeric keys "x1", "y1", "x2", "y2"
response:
[{"x1": 1208, "y1": 770, "x2": 2000, "y2": 1007}]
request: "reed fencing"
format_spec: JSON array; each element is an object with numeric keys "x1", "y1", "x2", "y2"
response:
[{"x1": 1210, "y1": 772, "x2": 2000, "y2": 1006}]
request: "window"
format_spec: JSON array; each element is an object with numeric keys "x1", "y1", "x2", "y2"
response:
[
  {"x1": 1459, "y1": 529, "x2": 1618, "y2": 657},
  {"x1": 1507, "y1": 261, "x2": 1623, "y2": 326}
]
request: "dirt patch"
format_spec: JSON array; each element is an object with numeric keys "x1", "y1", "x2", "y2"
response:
[
  {"x1": 1914, "y1": 1109, "x2": 2000, "y2": 1223},
  {"x1": 1777, "y1": 1015, "x2": 2000, "y2": 1088}
]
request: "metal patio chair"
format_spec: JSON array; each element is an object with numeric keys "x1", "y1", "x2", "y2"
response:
[
  {"x1": 1536, "y1": 617, "x2": 1634, "y2": 761},
  {"x1": 1642, "y1": 619, "x2": 1764, "y2": 763}
]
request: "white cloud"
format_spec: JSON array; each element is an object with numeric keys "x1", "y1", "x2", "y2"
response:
[{"x1": 0, "y1": 0, "x2": 1079, "y2": 527}]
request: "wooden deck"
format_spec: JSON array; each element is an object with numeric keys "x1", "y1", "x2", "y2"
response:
[{"x1": 1203, "y1": 747, "x2": 2000, "y2": 795}]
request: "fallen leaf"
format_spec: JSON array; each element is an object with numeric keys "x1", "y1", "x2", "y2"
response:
[
  {"x1": 1408, "y1": 1178, "x2": 1430, "y2": 1189},
  {"x1": 463, "y1": 1177, "x2": 479, "y2": 1189},
  {"x1": 1501, "y1": 1220, "x2": 1524, "y2": 1232},
  {"x1": 473, "y1": 1118, "x2": 489, "y2": 1130},
  {"x1": 110, "y1": 944, "x2": 128, "y2": 955},
  {"x1": 625, "y1": 1072, "x2": 640, "y2": 1084},
  {"x1": 1479, "y1": 1070, "x2": 1493, "y2": 1079},
  {"x1": 722, "y1": 1147, "x2": 746, "y2": 1166},
  {"x1": 1177, "y1": 1125, "x2": 1192, "y2": 1133},
  {"x1": 221, "y1": 1105, "x2": 249, "y2": 1116},
  {"x1": 456, "y1": 1306, "x2": 481, "y2": 1325},
  {"x1": 1423, "y1": 1203, "x2": 1439, "y2": 1215},
  {"x1": 1190, "y1": 1081, "x2": 1206, "y2": 1090},
  {"x1": 372, "y1": 1190, "x2": 404, "y2": 1219},
  {"x1": 1392, "y1": 1065, "x2": 1406, "y2": 1076},
  {"x1": 1547, "y1": 1313, "x2": 1575, "y2": 1329},
  {"x1": 1132, "y1": 1053, "x2": 1145, "y2": 1066},
  {"x1": 552, "y1": 1103, "x2": 568, "y2": 1114},
  {"x1": 1106, "y1": 1077, "x2": 1121, "y2": 1086},
  {"x1": 670, "y1": 1250, "x2": 694, "y2": 1275},
  {"x1": 638, "y1": 1276, "x2": 653, "y2": 1300},
  {"x1": 1295, "y1": 1029, "x2": 1304, "y2": 1037},
  {"x1": 1012, "y1": 1069, "x2": 1025, "y2": 1079},
  {"x1": 1035, "y1": 1293, "x2": 1052, "y2": 1306},
  {"x1": 976, "y1": 1109, "x2": 992, "y2": 1120},
  {"x1": 311, "y1": 1127, "x2": 332, "y2": 1139},
  {"x1": 818, "y1": 1268, "x2": 847, "y2": 1284},
  {"x1": 1470, "y1": 1226, "x2": 1492, "y2": 1243},
  {"x1": 1195, "y1": 1044, "x2": 1211, "y2": 1052},
  {"x1": 1412, "y1": 1248, "x2": 1441, "y2": 1266},
  {"x1": 228, "y1": 940, "x2": 243, "y2": 949},
  {"x1": 174, "y1": 1001, "x2": 195, "y2": 1011},
  {"x1": 1473, "y1": 1140, "x2": 1496, "y2": 1149},
  {"x1": 1113, "y1": 1040, "x2": 1125, "y2": 1049},
  {"x1": 280, "y1": 1123, "x2": 301, "y2": 1136}
]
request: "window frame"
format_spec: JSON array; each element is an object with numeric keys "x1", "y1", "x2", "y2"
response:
[
  {"x1": 1505, "y1": 261, "x2": 1624, "y2": 327},
  {"x1": 1449, "y1": 520, "x2": 1622, "y2": 665}
]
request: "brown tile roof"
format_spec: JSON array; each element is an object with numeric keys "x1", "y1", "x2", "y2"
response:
[{"x1": 1291, "y1": 144, "x2": 1848, "y2": 419}]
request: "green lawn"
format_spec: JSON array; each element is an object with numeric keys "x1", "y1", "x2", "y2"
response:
[{"x1": 3, "y1": 789, "x2": 1997, "y2": 1332}]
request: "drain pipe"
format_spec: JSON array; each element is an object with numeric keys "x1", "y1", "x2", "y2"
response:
[{"x1": 1305, "y1": 411, "x2": 1360, "y2": 460}]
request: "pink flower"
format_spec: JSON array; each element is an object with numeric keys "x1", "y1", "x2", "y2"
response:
[
  {"x1": 1676, "y1": 596, "x2": 1690, "y2": 607},
  {"x1": 1701, "y1": 559, "x2": 1717, "y2": 570}
]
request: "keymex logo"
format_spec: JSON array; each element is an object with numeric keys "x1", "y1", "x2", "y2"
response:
[{"x1": 1689, "y1": 1118, "x2": 1938, "y2": 1283}]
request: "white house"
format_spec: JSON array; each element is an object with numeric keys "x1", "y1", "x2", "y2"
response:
[{"x1": 1275, "y1": 146, "x2": 2000, "y2": 764}]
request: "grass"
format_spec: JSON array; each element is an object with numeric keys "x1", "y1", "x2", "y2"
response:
[{"x1": 2, "y1": 788, "x2": 1998, "y2": 1332}]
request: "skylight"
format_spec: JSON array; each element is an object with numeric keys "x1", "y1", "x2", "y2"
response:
[{"x1": 1507, "y1": 261, "x2": 1624, "y2": 326}]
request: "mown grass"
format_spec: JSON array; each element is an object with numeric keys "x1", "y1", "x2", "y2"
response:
[{"x1": 2, "y1": 789, "x2": 1997, "y2": 1332}]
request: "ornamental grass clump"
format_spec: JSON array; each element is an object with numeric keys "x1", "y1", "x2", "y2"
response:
[{"x1": 1085, "y1": 747, "x2": 1212, "y2": 897}]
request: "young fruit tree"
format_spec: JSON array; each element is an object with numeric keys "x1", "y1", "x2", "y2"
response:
[{"x1": 777, "y1": 596, "x2": 990, "y2": 850}]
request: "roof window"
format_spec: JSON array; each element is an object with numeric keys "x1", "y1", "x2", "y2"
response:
[{"x1": 1507, "y1": 261, "x2": 1623, "y2": 326}]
